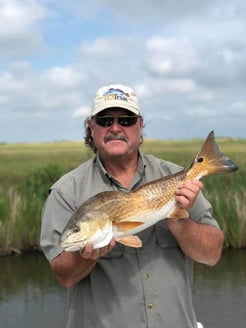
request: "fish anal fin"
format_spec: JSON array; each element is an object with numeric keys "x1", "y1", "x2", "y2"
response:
[
  {"x1": 113, "y1": 221, "x2": 144, "y2": 231},
  {"x1": 167, "y1": 206, "x2": 189, "y2": 219},
  {"x1": 117, "y1": 235, "x2": 142, "y2": 248}
]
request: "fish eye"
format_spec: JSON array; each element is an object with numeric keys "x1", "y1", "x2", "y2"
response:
[
  {"x1": 73, "y1": 225, "x2": 80, "y2": 233},
  {"x1": 197, "y1": 157, "x2": 204, "y2": 163}
]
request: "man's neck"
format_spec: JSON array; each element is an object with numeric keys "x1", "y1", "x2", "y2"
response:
[{"x1": 100, "y1": 154, "x2": 139, "y2": 189}]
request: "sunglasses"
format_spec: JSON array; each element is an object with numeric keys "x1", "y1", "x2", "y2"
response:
[{"x1": 94, "y1": 115, "x2": 141, "y2": 127}]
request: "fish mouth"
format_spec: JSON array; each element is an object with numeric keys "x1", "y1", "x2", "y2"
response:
[
  {"x1": 60, "y1": 240, "x2": 86, "y2": 252},
  {"x1": 223, "y1": 158, "x2": 239, "y2": 172},
  {"x1": 61, "y1": 244, "x2": 85, "y2": 252}
]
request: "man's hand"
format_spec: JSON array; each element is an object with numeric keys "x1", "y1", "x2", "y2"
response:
[
  {"x1": 79, "y1": 238, "x2": 116, "y2": 261},
  {"x1": 167, "y1": 179, "x2": 224, "y2": 266},
  {"x1": 175, "y1": 180, "x2": 203, "y2": 210}
]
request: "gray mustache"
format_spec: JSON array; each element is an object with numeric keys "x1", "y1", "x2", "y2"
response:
[{"x1": 105, "y1": 133, "x2": 128, "y2": 143}]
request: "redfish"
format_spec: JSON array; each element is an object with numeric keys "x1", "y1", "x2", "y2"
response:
[{"x1": 60, "y1": 131, "x2": 238, "y2": 251}]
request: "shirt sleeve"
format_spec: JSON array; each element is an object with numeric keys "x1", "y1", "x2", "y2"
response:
[
  {"x1": 189, "y1": 191, "x2": 220, "y2": 228},
  {"x1": 40, "y1": 188, "x2": 75, "y2": 263}
]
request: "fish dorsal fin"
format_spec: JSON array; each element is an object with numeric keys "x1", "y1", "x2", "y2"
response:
[
  {"x1": 113, "y1": 221, "x2": 144, "y2": 231},
  {"x1": 117, "y1": 235, "x2": 142, "y2": 248},
  {"x1": 167, "y1": 206, "x2": 189, "y2": 219}
]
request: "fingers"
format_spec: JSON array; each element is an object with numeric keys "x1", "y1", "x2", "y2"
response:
[
  {"x1": 80, "y1": 242, "x2": 98, "y2": 260},
  {"x1": 175, "y1": 180, "x2": 203, "y2": 210},
  {"x1": 79, "y1": 238, "x2": 116, "y2": 260}
]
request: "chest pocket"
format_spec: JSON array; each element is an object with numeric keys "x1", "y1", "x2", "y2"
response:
[
  {"x1": 100, "y1": 242, "x2": 125, "y2": 259},
  {"x1": 155, "y1": 220, "x2": 178, "y2": 248}
]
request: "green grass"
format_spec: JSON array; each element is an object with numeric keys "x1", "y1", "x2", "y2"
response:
[
  {"x1": 0, "y1": 137, "x2": 245, "y2": 254},
  {"x1": 0, "y1": 141, "x2": 91, "y2": 186}
]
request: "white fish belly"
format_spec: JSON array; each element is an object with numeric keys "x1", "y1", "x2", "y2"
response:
[
  {"x1": 113, "y1": 198, "x2": 177, "y2": 240},
  {"x1": 91, "y1": 228, "x2": 113, "y2": 249}
]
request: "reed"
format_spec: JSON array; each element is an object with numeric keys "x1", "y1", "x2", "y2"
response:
[
  {"x1": 0, "y1": 163, "x2": 64, "y2": 254},
  {"x1": 0, "y1": 137, "x2": 245, "y2": 254},
  {"x1": 0, "y1": 187, "x2": 22, "y2": 253},
  {"x1": 203, "y1": 173, "x2": 246, "y2": 248}
]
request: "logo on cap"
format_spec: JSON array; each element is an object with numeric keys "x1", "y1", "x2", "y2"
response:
[{"x1": 103, "y1": 88, "x2": 130, "y2": 102}]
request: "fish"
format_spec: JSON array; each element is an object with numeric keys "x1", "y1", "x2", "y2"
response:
[{"x1": 59, "y1": 131, "x2": 238, "y2": 252}]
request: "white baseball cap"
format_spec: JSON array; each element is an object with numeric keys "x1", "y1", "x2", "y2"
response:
[{"x1": 91, "y1": 84, "x2": 141, "y2": 117}]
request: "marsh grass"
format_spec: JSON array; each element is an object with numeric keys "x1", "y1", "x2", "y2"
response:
[
  {"x1": 0, "y1": 187, "x2": 27, "y2": 254},
  {"x1": 0, "y1": 162, "x2": 65, "y2": 254},
  {"x1": 203, "y1": 174, "x2": 246, "y2": 248},
  {"x1": 0, "y1": 137, "x2": 245, "y2": 254}
]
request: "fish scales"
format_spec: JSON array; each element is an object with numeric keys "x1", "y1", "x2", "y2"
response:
[{"x1": 60, "y1": 131, "x2": 238, "y2": 251}]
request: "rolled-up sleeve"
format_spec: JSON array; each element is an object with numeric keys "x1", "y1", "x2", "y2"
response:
[
  {"x1": 40, "y1": 189, "x2": 74, "y2": 262},
  {"x1": 190, "y1": 192, "x2": 220, "y2": 228}
]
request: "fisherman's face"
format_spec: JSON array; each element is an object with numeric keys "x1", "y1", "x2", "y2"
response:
[{"x1": 89, "y1": 108, "x2": 143, "y2": 159}]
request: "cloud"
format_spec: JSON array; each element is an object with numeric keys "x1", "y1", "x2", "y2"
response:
[
  {"x1": 0, "y1": 0, "x2": 47, "y2": 57},
  {"x1": 103, "y1": 0, "x2": 219, "y2": 21},
  {"x1": 0, "y1": 63, "x2": 87, "y2": 116},
  {"x1": 79, "y1": 38, "x2": 120, "y2": 56},
  {"x1": 72, "y1": 106, "x2": 91, "y2": 118},
  {"x1": 187, "y1": 107, "x2": 217, "y2": 118},
  {"x1": 136, "y1": 79, "x2": 196, "y2": 98},
  {"x1": 146, "y1": 36, "x2": 200, "y2": 75},
  {"x1": 42, "y1": 66, "x2": 86, "y2": 90},
  {"x1": 189, "y1": 90, "x2": 215, "y2": 102},
  {"x1": 0, "y1": 0, "x2": 246, "y2": 142}
]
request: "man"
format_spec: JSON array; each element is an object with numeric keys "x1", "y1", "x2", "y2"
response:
[{"x1": 40, "y1": 84, "x2": 224, "y2": 328}]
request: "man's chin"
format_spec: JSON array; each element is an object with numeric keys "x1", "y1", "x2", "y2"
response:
[
  {"x1": 104, "y1": 141, "x2": 128, "y2": 155},
  {"x1": 106, "y1": 139, "x2": 126, "y2": 144}
]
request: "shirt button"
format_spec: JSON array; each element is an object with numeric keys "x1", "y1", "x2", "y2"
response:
[
  {"x1": 144, "y1": 273, "x2": 149, "y2": 279},
  {"x1": 148, "y1": 303, "x2": 153, "y2": 309}
]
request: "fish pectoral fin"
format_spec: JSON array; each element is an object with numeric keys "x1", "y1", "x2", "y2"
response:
[
  {"x1": 117, "y1": 235, "x2": 142, "y2": 248},
  {"x1": 167, "y1": 206, "x2": 189, "y2": 219},
  {"x1": 113, "y1": 221, "x2": 144, "y2": 231}
]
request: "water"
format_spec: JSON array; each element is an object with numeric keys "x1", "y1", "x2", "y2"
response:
[
  {"x1": 193, "y1": 249, "x2": 246, "y2": 328},
  {"x1": 0, "y1": 254, "x2": 66, "y2": 328},
  {"x1": 0, "y1": 249, "x2": 245, "y2": 328}
]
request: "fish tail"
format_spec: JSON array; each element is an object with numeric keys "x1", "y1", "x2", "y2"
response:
[{"x1": 187, "y1": 131, "x2": 238, "y2": 179}]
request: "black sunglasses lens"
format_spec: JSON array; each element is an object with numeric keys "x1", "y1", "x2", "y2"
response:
[
  {"x1": 118, "y1": 117, "x2": 138, "y2": 126},
  {"x1": 95, "y1": 116, "x2": 139, "y2": 127},
  {"x1": 95, "y1": 117, "x2": 114, "y2": 127}
]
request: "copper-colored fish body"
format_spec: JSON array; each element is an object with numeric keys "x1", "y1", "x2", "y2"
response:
[{"x1": 60, "y1": 131, "x2": 238, "y2": 251}]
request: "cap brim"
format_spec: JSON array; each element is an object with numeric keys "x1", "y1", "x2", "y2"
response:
[{"x1": 91, "y1": 102, "x2": 140, "y2": 116}]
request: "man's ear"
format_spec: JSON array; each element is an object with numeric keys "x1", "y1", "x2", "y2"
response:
[{"x1": 87, "y1": 119, "x2": 94, "y2": 137}]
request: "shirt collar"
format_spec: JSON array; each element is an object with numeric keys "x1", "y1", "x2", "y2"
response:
[{"x1": 95, "y1": 152, "x2": 146, "y2": 190}]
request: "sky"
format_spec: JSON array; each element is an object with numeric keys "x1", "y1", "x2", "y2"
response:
[{"x1": 0, "y1": 0, "x2": 246, "y2": 143}]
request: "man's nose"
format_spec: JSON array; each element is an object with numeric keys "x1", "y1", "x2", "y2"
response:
[{"x1": 110, "y1": 118, "x2": 121, "y2": 130}]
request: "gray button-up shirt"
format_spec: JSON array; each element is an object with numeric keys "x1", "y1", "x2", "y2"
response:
[{"x1": 41, "y1": 152, "x2": 219, "y2": 328}]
